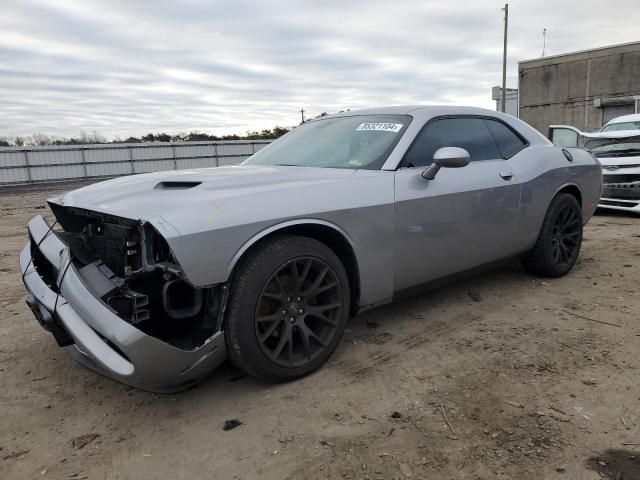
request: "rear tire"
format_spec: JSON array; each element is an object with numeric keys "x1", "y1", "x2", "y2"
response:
[
  {"x1": 522, "y1": 193, "x2": 583, "y2": 277},
  {"x1": 225, "y1": 235, "x2": 350, "y2": 382}
]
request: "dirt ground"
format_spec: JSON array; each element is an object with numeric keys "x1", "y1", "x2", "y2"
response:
[{"x1": 0, "y1": 183, "x2": 639, "y2": 480}]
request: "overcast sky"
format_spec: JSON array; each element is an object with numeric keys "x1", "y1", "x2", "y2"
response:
[{"x1": 1, "y1": 0, "x2": 638, "y2": 138}]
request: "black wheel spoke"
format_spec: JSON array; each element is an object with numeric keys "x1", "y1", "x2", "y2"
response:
[
  {"x1": 262, "y1": 291, "x2": 283, "y2": 302},
  {"x1": 298, "y1": 259, "x2": 312, "y2": 291},
  {"x1": 559, "y1": 243, "x2": 570, "y2": 263},
  {"x1": 297, "y1": 325, "x2": 312, "y2": 360},
  {"x1": 300, "y1": 323, "x2": 327, "y2": 348},
  {"x1": 303, "y1": 266, "x2": 328, "y2": 296},
  {"x1": 289, "y1": 261, "x2": 299, "y2": 291},
  {"x1": 274, "y1": 272, "x2": 287, "y2": 295},
  {"x1": 256, "y1": 312, "x2": 283, "y2": 323},
  {"x1": 271, "y1": 328, "x2": 290, "y2": 360},
  {"x1": 255, "y1": 256, "x2": 343, "y2": 368},
  {"x1": 259, "y1": 318, "x2": 284, "y2": 342},
  {"x1": 314, "y1": 280, "x2": 339, "y2": 295},
  {"x1": 308, "y1": 302, "x2": 341, "y2": 312},
  {"x1": 286, "y1": 336, "x2": 294, "y2": 366}
]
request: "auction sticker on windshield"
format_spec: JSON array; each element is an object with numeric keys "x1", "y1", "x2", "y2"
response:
[{"x1": 356, "y1": 122, "x2": 403, "y2": 133}]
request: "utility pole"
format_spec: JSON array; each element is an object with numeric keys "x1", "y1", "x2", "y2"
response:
[
  {"x1": 541, "y1": 28, "x2": 547, "y2": 57},
  {"x1": 300, "y1": 108, "x2": 305, "y2": 124},
  {"x1": 501, "y1": 3, "x2": 509, "y2": 113}
]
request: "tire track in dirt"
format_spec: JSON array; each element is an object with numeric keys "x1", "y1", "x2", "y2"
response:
[{"x1": 334, "y1": 312, "x2": 482, "y2": 381}]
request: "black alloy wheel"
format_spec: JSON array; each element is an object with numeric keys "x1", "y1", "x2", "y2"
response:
[
  {"x1": 255, "y1": 257, "x2": 343, "y2": 368},
  {"x1": 549, "y1": 202, "x2": 581, "y2": 267},
  {"x1": 522, "y1": 192, "x2": 583, "y2": 277},
  {"x1": 225, "y1": 235, "x2": 350, "y2": 382}
]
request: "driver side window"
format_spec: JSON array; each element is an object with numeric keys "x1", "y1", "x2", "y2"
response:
[{"x1": 403, "y1": 118, "x2": 501, "y2": 167}]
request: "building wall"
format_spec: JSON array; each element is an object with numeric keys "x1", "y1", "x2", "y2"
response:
[
  {"x1": 491, "y1": 86, "x2": 519, "y2": 117},
  {"x1": 518, "y1": 42, "x2": 640, "y2": 134}
]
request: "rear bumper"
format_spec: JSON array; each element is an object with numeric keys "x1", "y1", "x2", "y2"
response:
[{"x1": 20, "y1": 215, "x2": 227, "y2": 392}]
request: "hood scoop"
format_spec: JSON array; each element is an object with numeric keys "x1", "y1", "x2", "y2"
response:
[{"x1": 154, "y1": 181, "x2": 202, "y2": 190}]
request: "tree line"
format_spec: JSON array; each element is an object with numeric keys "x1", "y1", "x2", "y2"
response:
[{"x1": 0, "y1": 127, "x2": 291, "y2": 147}]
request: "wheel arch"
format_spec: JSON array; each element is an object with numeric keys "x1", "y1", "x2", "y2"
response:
[
  {"x1": 228, "y1": 220, "x2": 361, "y2": 315},
  {"x1": 554, "y1": 183, "x2": 583, "y2": 211}
]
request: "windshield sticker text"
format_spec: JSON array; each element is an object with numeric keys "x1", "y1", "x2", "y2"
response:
[{"x1": 356, "y1": 122, "x2": 403, "y2": 133}]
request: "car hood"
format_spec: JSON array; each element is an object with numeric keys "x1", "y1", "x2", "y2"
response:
[{"x1": 50, "y1": 165, "x2": 360, "y2": 222}]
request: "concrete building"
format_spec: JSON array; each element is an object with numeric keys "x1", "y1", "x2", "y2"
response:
[
  {"x1": 518, "y1": 41, "x2": 640, "y2": 134},
  {"x1": 491, "y1": 86, "x2": 519, "y2": 117}
]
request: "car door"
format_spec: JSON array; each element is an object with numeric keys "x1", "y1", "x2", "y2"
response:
[{"x1": 393, "y1": 116, "x2": 525, "y2": 291}]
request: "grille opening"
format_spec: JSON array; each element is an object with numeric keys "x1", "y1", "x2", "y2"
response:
[
  {"x1": 601, "y1": 187, "x2": 640, "y2": 201},
  {"x1": 602, "y1": 174, "x2": 640, "y2": 184},
  {"x1": 599, "y1": 199, "x2": 639, "y2": 208}
]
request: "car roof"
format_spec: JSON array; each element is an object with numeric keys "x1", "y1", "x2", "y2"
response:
[
  {"x1": 317, "y1": 105, "x2": 552, "y2": 150},
  {"x1": 604, "y1": 113, "x2": 640, "y2": 125},
  {"x1": 323, "y1": 105, "x2": 508, "y2": 118}
]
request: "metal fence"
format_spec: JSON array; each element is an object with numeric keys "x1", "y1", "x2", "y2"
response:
[{"x1": 0, "y1": 140, "x2": 272, "y2": 186}]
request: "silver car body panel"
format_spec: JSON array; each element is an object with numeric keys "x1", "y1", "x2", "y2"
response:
[{"x1": 21, "y1": 106, "x2": 602, "y2": 391}]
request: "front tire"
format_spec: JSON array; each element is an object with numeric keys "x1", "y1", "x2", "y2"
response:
[
  {"x1": 522, "y1": 193, "x2": 583, "y2": 277},
  {"x1": 225, "y1": 235, "x2": 350, "y2": 382}
]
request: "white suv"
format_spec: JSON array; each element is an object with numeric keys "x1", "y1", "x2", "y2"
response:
[{"x1": 549, "y1": 116, "x2": 640, "y2": 214}]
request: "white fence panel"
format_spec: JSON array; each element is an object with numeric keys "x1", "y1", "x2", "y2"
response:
[
  {"x1": 0, "y1": 140, "x2": 271, "y2": 185},
  {"x1": 1, "y1": 151, "x2": 27, "y2": 167},
  {"x1": 1, "y1": 168, "x2": 29, "y2": 183},
  {"x1": 217, "y1": 143, "x2": 255, "y2": 156},
  {"x1": 27, "y1": 149, "x2": 82, "y2": 166},
  {"x1": 29, "y1": 164, "x2": 85, "y2": 181},
  {"x1": 84, "y1": 147, "x2": 131, "y2": 163},
  {"x1": 134, "y1": 159, "x2": 175, "y2": 174},
  {"x1": 86, "y1": 162, "x2": 133, "y2": 177},
  {"x1": 132, "y1": 146, "x2": 174, "y2": 160},
  {"x1": 253, "y1": 143, "x2": 269, "y2": 153},
  {"x1": 175, "y1": 144, "x2": 216, "y2": 158},
  {"x1": 176, "y1": 158, "x2": 218, "y2": 169}
]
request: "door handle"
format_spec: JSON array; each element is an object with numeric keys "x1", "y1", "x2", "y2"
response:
[{"x1": 499, "y1": 171, "x2": 513, "y2": 180}]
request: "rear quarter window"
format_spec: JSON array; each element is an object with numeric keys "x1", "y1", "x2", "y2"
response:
[{"x1": 484, "y1": 119, "x2": 526, "y2": 158}]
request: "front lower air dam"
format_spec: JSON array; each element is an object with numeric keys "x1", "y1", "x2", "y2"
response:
[{"x1": 20, "y1": 214, "x2": 228, "y2": 392}]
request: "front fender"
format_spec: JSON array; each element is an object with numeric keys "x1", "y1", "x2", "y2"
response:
[{"x1": 228, "y1": 218, "x2": 357, "y2": 276}]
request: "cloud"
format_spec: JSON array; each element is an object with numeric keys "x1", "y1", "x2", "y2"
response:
[{"x1": 1, "y1": 0, "x2": 638, "y2": 137}]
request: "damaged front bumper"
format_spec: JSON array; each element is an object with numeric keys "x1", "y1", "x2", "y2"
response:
[{"x1": 20, "y1": 215, "x2": 227, "y2": 392}]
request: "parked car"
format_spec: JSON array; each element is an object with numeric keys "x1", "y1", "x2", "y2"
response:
[
  {"x1": 599, "y1": 113, "x2": 640, "y2": 133},
  {"x1": 21, "y1": 106, "x2": 602, "y2": 392},
  {"x1": 550, "y1": 122, "x2": 640, "y2": 213}
]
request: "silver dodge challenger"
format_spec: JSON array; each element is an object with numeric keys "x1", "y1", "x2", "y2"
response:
[{"x1": 20, "y1": 106, "x2": 602, "y2": 392}]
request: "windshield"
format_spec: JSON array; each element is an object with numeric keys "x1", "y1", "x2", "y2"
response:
[
  {"x1": 244, "y1": 114, "x2": 411, "y2": 169},
  {"x1": 585, "y1": 136, "x2": 640, "y2": 157},
  {"x1": 601, "y1": 121, "x2": 640, "y2": 132}
]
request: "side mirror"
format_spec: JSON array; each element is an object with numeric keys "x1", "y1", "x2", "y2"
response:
[
  {"x1": 422, "y1": 147, "x2": 470, "y2": 180},
  {"x1": 548, "y1": 125, "x2": 582, "y2": 147}
]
